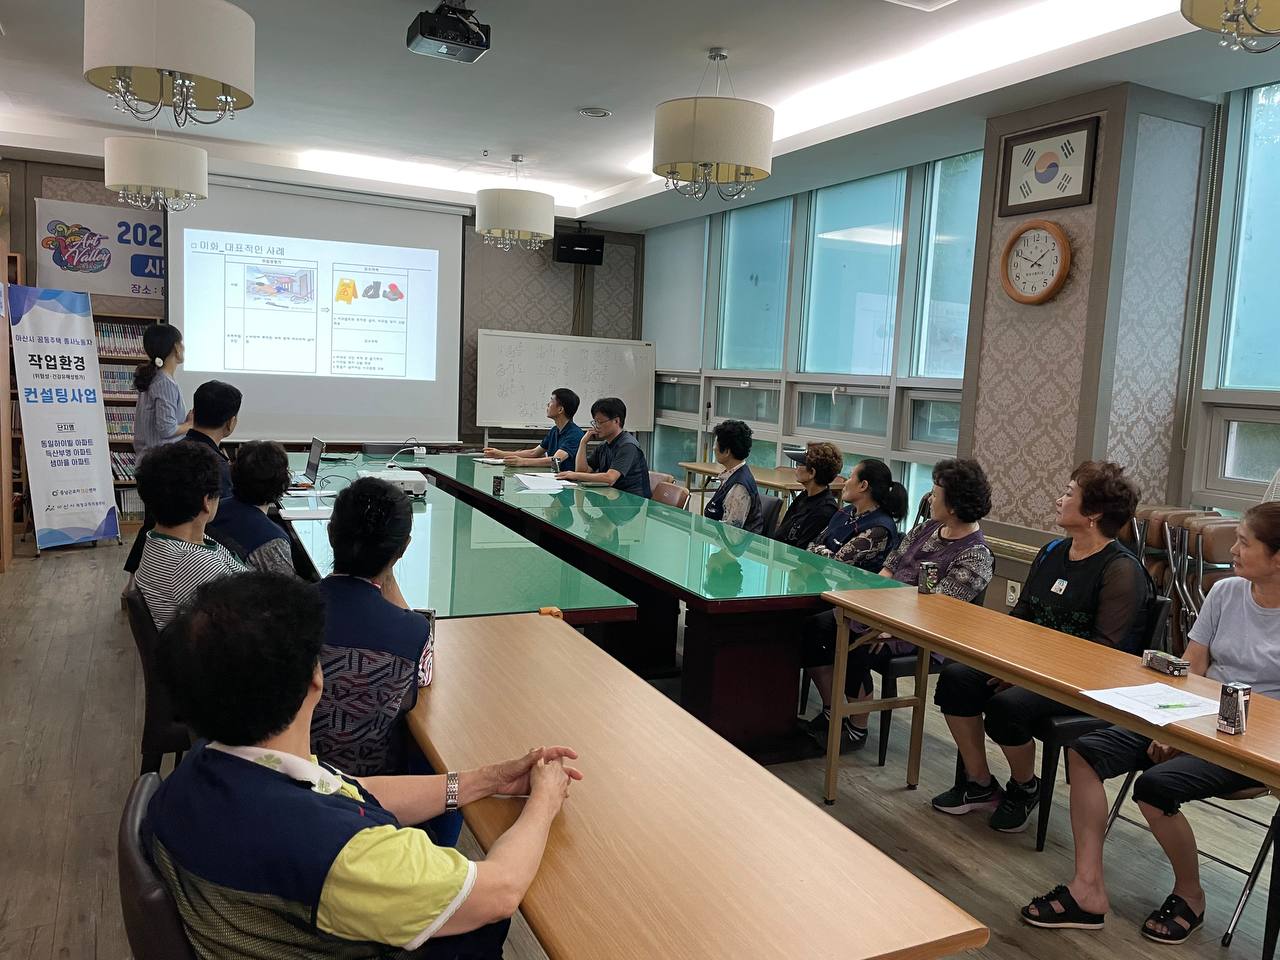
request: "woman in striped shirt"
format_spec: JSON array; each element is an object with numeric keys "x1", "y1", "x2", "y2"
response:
[{"x1": 123, "y1": 325, "x2": 192, "y2": 581}]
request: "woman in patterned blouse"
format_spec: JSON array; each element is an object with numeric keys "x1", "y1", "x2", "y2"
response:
[{"x1": 801, "y1": 458, "x2": 995, "y2": 750}]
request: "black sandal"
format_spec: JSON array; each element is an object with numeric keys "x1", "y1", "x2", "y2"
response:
[
  {"x1": 1020, "y1": 884, "x2": 1106, "y2": 930},
  {"x1": 1141, "y1": 894, "x2": 1204, "y2": 944}
]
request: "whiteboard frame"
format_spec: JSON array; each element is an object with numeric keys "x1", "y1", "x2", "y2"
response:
[{"x1": 475, "y1": 329, "x2": 657, "y2": 432}]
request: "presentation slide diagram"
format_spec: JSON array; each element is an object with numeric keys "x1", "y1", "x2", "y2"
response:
[{"x1": 183, "y1": 229, "x2": 439, "y2": 380}]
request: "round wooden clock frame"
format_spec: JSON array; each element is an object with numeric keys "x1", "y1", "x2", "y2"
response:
[{"x1": 999, "y1": 218, "x2": 1071, "y2": 306}]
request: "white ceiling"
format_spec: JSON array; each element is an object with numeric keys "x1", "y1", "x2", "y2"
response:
[{"x1": 1, "y1": 0, "x2": 1278, "y2": 229}]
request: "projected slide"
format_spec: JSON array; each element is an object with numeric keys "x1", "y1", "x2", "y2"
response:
[{"x1": 183, "y1": 229, "x2": 438, "y2": 380}]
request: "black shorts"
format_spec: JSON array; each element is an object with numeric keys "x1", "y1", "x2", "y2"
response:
[
  {"x1": 1071, "y1": 725, "x2": 1262, "y2": 816},
  {"x1": 933, "y1": 661, "x2": 1081, "y2": 747}
]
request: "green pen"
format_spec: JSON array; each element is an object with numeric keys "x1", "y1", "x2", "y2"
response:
[{"x1": 1156, "y1": 702, "x2": 1196, "y2": 710}]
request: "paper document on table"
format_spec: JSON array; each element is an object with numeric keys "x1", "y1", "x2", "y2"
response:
[
  {"x1": 514, "y1": 473, "x2": 572, "y2": 491},
  {"x1": 473, "y1": 457, "x2": 509, "y2": 465},
  {"x1": 1080, "y1": 682, "x2": 1219, "y2": 727}
]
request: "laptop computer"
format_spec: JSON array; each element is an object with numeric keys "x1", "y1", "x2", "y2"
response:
[{"x1": 287, "y1": 437, "x2": 326, "y2": 493}]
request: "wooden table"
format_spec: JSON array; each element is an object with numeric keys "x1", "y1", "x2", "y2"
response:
[
  {"x1": 820, "y1": 587, "x2": 1280, "y2": 959},
  {"x1": 679, "y1": 460, "x2": 846, "y2": 503},
  {"x1": 408, "y1": 613, "x2": 988, "y2": 960}
]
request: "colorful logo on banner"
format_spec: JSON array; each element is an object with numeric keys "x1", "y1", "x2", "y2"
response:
[
  {"x1": 41, "y1": 219, "x2": 113, "y2": 274},
  {"x1": 34, "y1": 198, "x2": 164, "y2": 299},
  {"x1": 7, "y1": 284, "x2": 120, "y2": 548}
]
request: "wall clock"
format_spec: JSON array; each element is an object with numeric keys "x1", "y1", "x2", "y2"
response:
[
  {"x1": 1000, "y1": 219, "x2": 1071, "y2": 305},
  {"x1": 998, "y1": 116, "x2": 1099, "y2": 218}
]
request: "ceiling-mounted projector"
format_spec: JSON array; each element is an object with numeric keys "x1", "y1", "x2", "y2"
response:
[{"x1": 407, "y1": 2, "x2": 491, "y2": 63}]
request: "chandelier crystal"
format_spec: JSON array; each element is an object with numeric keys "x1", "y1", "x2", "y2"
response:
[
  {"x1": 1182, "y1": 0, "x2": 1280, "y2": 53},
  {"x1": 474, "y1": 156, "x2": 555, "y2": 253},
  {"x1": 652, "y1": 49, "x2": 774, "y2": 202},
  {"x1": 83, "y1": 0, "x2": 255, "y2": 126},
  {"x1": 104, "y1": 137, "x2": 209, "y2": 214}
]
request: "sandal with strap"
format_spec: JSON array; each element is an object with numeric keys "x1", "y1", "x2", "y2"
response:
[
  {"x1": 1020, "y1": 884, "x2": 1106, "y2": 930},
  {"x1": 1141, "y1": 894, "x2": 1204, "y2": 944}
]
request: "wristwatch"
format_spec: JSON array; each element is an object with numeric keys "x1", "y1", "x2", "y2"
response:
[{"x1": 445, "y1": 771, "x2": 460, "y2": 811}]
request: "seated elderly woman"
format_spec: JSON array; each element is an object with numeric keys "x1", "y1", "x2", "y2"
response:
[
  {"x1": 1021, "y1": 502, "x2": 1280, "y2": 943},
  {"x1": 932, "y1": 461, "x2": 1152, "y2": 834},
  {"x1": 801, "y1": 458, "x2": 993, "y2": 750},
  {"x1": 207, "y1": 439, "x2": 296, "y2": 575},
  {"x1": 772, "y1": 441, "x2": 842, "y2": 548},
  {"x1": 703, "y1": 419, "x2": 764, "y2": 533},
  {"x1": 149, "y1": 572, "x2": 581, "y2": 960}
]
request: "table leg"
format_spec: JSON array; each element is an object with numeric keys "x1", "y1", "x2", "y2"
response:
[
  {"x1": 1265, "y1": 808, "x2": 1279, "y2": 960},
  {"x1": 905, "y1": 646, "x2": 930, "y2": 790},
  {"x1": 823, "y1": 611, "x2": 852, "y2": 805}
]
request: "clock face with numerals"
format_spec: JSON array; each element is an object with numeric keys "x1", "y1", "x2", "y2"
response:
[{"x1": 1000, "y1": 219, "x2": 1071, "y2": 305}]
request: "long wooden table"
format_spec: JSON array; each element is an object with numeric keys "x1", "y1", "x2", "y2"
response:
[
  {"x1": 678, "y1": 460, "x2": 846, "y2": 504},
  {"x1": 408, "y1": 612, "x2": 988, "y2": 960},
  {"x1": 821, "y1": 587, "x2": 1280, "y2": 959}
]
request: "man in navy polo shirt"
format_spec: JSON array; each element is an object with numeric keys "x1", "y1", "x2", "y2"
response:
[
  {"x1": 482, "y1": 388, "x2": 585, "y2": 468},
  {"x1": 557, "y1": 396, "x2": 652, "y2": 498}
]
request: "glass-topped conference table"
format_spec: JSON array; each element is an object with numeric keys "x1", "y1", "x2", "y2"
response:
[
  {"x1": 281, "y1": 454, "x2": 633, "y2": 625},
  {"x1": 409, "y1": 454, "x2": 902, "y2": 759}
]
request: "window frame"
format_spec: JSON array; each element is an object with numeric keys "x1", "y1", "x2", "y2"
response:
[{"x1": 898, "y1": 389, "x2": 963, "y2": 456}]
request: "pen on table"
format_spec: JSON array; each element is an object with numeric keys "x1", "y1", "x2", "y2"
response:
[{"x1": 1155, "y1": 702, "x2": 1197, "y2": 710}]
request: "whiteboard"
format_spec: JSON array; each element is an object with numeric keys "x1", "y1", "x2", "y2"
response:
[{"x1": 476, "y1": 330, "x2": 657, "y2": 432}]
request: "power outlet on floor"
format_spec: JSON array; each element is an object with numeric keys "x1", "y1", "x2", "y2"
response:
[{"x1": 1005, "y1": 580, "x2": 1022, "y2": 608}]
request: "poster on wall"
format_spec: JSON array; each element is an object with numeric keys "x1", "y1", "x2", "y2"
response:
[
  {"x1": 34, "y1": 198, "x2": 165, "y2": 299},
  {"x1": 7, "y1": 284, "x2": 120, "y2": 548}
]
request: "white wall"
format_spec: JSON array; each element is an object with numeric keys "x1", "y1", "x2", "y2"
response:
[{"x1": 642, "y1": 218, "x2": 707, "y2": 371}]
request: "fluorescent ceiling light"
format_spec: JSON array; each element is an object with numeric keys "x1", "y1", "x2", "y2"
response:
[{"x1": 296, "y1": 149, "x2": 588, "y2": 205}]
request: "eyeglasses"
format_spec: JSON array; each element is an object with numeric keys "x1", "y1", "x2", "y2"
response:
[{"x1": 592, "y1": 417, "x2": 617, "y2": 427}]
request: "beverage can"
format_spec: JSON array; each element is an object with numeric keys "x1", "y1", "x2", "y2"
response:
[
  {"x1": 1218, "y1": 682, "x2": 1252, "y2": 735},
  {"x1": 918, "y1": 561, "x2": 940, "y2": 595},
  {"x1": 492, "y1": 475, "x2": 505, "y2": 497}
]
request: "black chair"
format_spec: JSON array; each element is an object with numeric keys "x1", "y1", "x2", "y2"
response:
[
  {"x1": 873, "y1": 587, "x2": 989, "y2": 766},
  {"x1": 118, "y1": 774, "x2": 198, "y2": 960},
  {"x1": 1027, "y1": 594, "x2": 1173, "y2": 852},
  {"x1": 760, "y1": 496, "x2": 784, "y2": 538},
  {"x1": 125, "y1": 590, "x2": 190, "y2": 775}
]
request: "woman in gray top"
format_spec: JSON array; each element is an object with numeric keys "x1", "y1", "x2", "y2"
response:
[
  {"x1": 1021, "y1": 502, "x2": 1280, "y2": 943},
  {"x1": 124, "y1": 324, "x2": 192, "y2": 576}
]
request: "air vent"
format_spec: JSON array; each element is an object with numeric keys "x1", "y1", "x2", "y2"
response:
[{"x1": 881, "y1": 0, "x2": 959, "y2": 10}]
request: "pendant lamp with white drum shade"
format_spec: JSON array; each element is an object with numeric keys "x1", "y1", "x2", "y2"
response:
[
  {"x1": 105, "y1": 136, "x2": 209, "y2": 212},
  {"x1": 474, "y1": 155, "x2": 555, "y2": 252},
  {"x1": 84, "y1": 0, "x2": 255, "y2": 126},
  {"x1": 652, "y1": 49, "x2": 774, "y2": 201}
]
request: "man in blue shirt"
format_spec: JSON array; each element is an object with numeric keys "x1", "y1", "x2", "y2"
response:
[
  {"x1": 482, "y1": 388, "x2": 585, "y2": 468},
  {"x1": 557, "y1": 397, "x2": 652, "y2": 498}
]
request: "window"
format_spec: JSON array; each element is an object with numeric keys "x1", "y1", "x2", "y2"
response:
[
  {"x1": 713, "y1": 384, "x2": 780, "y2": 424},
  {"x1": 909, "y1": 397, "x2": 961, "y2": 446},
  {"x1": 801, "y1": 171, "x2": 907, "y2": 375},
  {"x1": 1224, "y1": 83, "x2": 1280, "y2": 390},
  {"x1": 795, "y1": 390, "x2": 888, "y2": 437},
  {"x1": 704, "y1": 435, "x2": 778, "y2": 468},
  {"x1": 718, "y1": 198, "x2": 792, "y2": 370},
  {"x1": 903, "y1": 461, "x2": 936, "y2": 523},
  {"x1": 1224, "y1": 419, "x2": 1280, "y2": 482},
  {"x1": 655, "y1": 379, "x2": 700, "y2": 414},
  {"x1": 652, "y1": 424, "x2": 699, "y2": 480},
  {"x1": 915, "y1": 152, "x2": 983, "y2": 379}
]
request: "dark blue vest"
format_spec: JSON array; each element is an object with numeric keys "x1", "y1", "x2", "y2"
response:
[
  {"x1": 704, "y1": 464, "x2": 764, "y2": 533},
  {"x1": 208, "y1": 496, "x2": 288, "y2": 560},
  {"x1": 815, "y1": 506, "x2": 899, "y2": 572}
]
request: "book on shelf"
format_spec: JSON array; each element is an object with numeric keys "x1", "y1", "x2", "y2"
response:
[
  {"x1": 100, "y1": 362, "x2": 138, "y2": 398},
  {"x1": 105, "y1": 406, "x2": 136, "y2": 440},
  {"x1": 117, "y1": 487, "x2": 145, "y2": 521},
  {"x1": 110, "y1": 450, "x2": 139, "y2": 482},
  {"x1": 94, "y1": 320, "x2": 147, "y2": 359}
]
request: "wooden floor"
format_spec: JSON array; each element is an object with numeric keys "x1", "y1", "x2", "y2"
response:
[{"x1": 0, "y1": 541, "x2": 1273, "y2": 959}]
